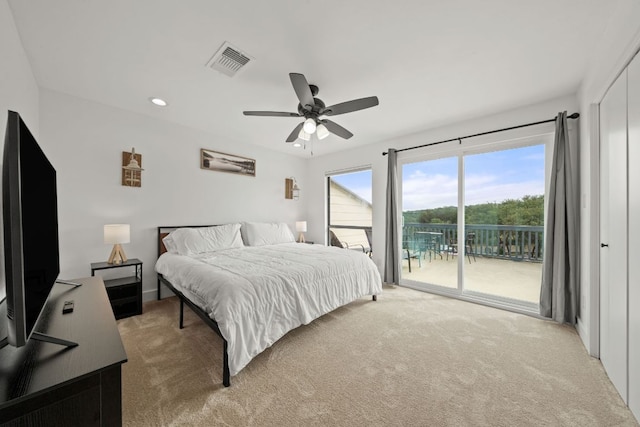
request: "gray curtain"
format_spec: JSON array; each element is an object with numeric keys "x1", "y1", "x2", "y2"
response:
[
  {"x1": 384, "y1": 148, "x2": 400, "y2": 284},
  {"x1": 540, "y1": 111, "x2": 579, "y2": 324}
]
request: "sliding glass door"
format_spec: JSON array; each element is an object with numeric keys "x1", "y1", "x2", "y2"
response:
[
  {"x1": 402, "y1": 156, "x2": 458, "y2": 289},
  {"x1": 399, "y1": 138, "x2": 548, "y2": 312},
  {"x1": 462, "y1": 146, "x2": 544, "y2": 307}
]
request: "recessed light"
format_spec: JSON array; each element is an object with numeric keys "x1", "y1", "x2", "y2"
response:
[{"x1": 149, "y1": 97, "x2": 168, "y2": 107}]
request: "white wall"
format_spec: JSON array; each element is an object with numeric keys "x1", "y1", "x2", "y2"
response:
[
  {"x1": 306, "y1": 94, "x2": 578, "y2": 276},
  {"x1": 577, "y1": 0, "x2": 640, "y2": 356},
  {"x1": 0, "y1": 0, "x2": 40, "y2": 300},
  {"x1": 0, "y1": 1, "x2": 38, "y2": 133},
  {"x1": 38, "y1": 89, "x2": 308, "y2": 300}
]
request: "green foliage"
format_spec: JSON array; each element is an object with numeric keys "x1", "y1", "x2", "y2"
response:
[
  {"x1": 402, "y1": 210, "x2": 423, "y2": 224},
  {"x1": 404, "y1": 195, "x2": 544, "y2": 226},
  {"x1": 417, "y1": 206, "x2": 457, "y2": 224}
]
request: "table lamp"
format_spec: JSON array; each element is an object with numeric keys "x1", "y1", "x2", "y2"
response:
[
  {"x1": 104, "y1": 224, "x2": 130, "y2": 264},
  {"x1": 296, "y1": 221, "x2": 307, "y2": 243}
]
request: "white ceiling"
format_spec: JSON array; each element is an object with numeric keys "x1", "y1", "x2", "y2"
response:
[{"x1": 8, "y1": 0, "x2": 621, "y2": 158}]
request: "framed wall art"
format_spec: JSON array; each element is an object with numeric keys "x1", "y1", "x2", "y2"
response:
[{"x1": 200, "y1": 149, "x2": 256, "y2": 177}]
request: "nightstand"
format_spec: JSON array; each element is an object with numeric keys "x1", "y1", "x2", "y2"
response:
[{"x1": 91, "y1": 258, "x2": 142, "y2": 319}]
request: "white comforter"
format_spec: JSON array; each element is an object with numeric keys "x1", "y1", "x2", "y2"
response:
[{"x1": 155, "y1": 243, "x2": 382, "y2": 376}]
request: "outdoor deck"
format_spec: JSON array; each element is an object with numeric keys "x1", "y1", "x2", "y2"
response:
[{"x1": 401, "y1": 254, "x2": 542, "y2": 304}]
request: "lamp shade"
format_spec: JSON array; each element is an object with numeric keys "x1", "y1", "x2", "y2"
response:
[
  {"x1": 303, "y1": 118, "x2": 316, "y2": 134},
  {"x1": 316, "y1": 123, "x2": 329, "y2": 140},
  {"x1": 298, "y1": 128, "x2": 311, "y2": 141},
  {"x1": 104, "y1": 224, "x2": 130, "y2": 244},
  {"x1": 296, "y1": 221, "x2": 307, "y2": 232}
]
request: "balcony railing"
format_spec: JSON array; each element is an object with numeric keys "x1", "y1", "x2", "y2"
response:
[
  {"x1": 403, "y1": 223, "x2": 544, "y2": 263},
  {"x1": 327, "y1": 223, "x2": 544, "y2": 263}
]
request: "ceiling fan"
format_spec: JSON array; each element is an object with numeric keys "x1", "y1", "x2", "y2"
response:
[{"x1": 243, "y1": 73, "x2": 379, "y2": 143}]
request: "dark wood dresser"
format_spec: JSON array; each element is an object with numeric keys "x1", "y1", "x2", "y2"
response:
[{"x1": 0, "y1": 276, "x2": 128, "y2": 426}]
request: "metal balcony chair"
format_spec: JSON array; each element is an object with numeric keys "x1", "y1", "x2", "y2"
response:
[
  {"x1": 329, "y1": 230, "x2": 368, "y2": 254},
  {"x1": 402, "y1": 239, "x2": 421, "y2": 272},
  {"x1": 364, "y1": 228, "x2": 373, "y2": 258},
  {"x1": 446, "y1": 232, "x2": 477, "y2": 263},
  {"x1": 466, "y1": 232, "x2": 477, "y2": 262}
]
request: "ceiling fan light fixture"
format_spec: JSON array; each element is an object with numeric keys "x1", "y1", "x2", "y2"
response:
[
  {"x1": 243, "y1": 73, "x2": 379, "y2": 143},
  {"x1": 298, "y1": 128, "x2": 311, "y2": 141},
  {"x1": 293, "y1": 141, "x2": 302, "y2": 147},
  {"x1": 303, "y1": 118, "x2": 316, "y2": 134},
  {"x1": 316, "y1": 124, "x2": 329, "y2": 140}
]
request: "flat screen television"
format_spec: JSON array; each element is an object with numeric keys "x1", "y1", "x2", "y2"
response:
[{"x1": 1, "y1": 110, "x2": 78, "y2": 349}]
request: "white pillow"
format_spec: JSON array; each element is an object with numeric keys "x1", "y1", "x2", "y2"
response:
[
  {"x1": 241, "y1": 222, "x2": 295, "y2": 246},
  {"x1": 164, "y1": 224, "x2": 244, "y2": 256},
  {"x1": 162, "y1": 233, "x2": 179, "y2": 253}
]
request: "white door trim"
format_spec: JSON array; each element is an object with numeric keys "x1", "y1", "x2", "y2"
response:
[{"x1": 589, "y1": 103, "x2": 600, "y2": 358}]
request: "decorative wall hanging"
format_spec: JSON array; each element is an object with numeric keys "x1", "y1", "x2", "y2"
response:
[
  {"x1": 285, "y1": 177, "x2": 300, "y2": 200},
  {"x1": 200, "y1": 148, "x2": 256, "y2": 177},
  {"x1": 122, "y1": 148, "x2": 143, "y2": 187}
]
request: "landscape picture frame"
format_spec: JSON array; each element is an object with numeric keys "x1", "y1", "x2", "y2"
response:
[{"x1": 200, "y1": 148, "x2": 256, "y2": 177}]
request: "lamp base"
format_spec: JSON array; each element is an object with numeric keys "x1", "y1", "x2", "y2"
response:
[
  {"x1": 108, "y1": 244, "x2": 128, "y2": 264},
  {"x1": 297, "y1": 233, "x2": 305, "y2": 243}
]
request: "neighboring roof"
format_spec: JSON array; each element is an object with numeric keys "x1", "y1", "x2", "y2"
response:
[{"x1": 330, "y1": 179, "x2": 372, "y2": 209}]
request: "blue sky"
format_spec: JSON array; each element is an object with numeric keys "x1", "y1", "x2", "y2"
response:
[
  {"x1": 331, "y1": 144, "x2": 545, "y2": 210},
  {"x1": 402, "y1": 144, "x2": 545, "y2": 210}
]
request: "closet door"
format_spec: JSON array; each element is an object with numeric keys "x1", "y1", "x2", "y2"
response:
[
  {"x1": 628, "y1": 52, "x2": 640, "y2": 419},
  {"x1": 599, "y1": 67, "x2": 628, "y2": 402}
]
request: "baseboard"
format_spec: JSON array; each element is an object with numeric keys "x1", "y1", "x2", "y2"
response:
[
  {"x1": 576, "y1": 317, "x2": 596, "y2": 358},
  {"x1": 142, "y1": 288, "x2": 158, "y2": 303}
]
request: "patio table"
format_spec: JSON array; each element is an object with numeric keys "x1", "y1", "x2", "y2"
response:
[{"x1": 416, "y1": 231, "x2": 443, "y2": 261}]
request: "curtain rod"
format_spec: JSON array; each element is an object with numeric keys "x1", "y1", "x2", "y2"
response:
[{"x1": 382, "y1": 112, "x2": 580, "y2": 156}]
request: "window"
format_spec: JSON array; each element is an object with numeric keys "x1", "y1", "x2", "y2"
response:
[{"x1": 327, "y1": 169, "x2": 372, "y2": 253}]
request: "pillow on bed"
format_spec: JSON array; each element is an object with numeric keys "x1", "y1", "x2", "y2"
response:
[
  {"x1": 162, "y1": 233, "x2": 179, "y2": 254},
  {"x1": 164, "y1": 224, "x2": 244, "y2": 255},
  {"x1": 241, "y1": 222, "x2": 295, "y2": 246}
]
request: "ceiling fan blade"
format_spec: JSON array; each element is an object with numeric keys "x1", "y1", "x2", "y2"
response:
[
  {"x1": 322, "y1": 119, "x2": 353, "y2": 139},
  {"x1": 243, "y1": 111, "x2": 301, "y2": 117},
  {"x1": 289, "y1": 73, "x2": 314, "y2": 109},
  {"x1": 286, "y1": 122, "x2": 304, "y2": 142},
  {"x1": 324, "y1": 96, "x2": 379, "y2": 116}
]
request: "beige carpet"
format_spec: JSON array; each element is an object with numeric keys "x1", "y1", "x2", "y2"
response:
[{"x1": 117, "y1": 285, "x2": 638, "y2": 426}]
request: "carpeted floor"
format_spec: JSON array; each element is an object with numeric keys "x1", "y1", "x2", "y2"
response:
[{"x1": 117, "y1": 285, "x2": 639, "y2": 426}]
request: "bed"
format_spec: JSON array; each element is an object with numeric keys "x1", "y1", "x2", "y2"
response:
[{"x1": 155, "y1": 222, "x2": 382, "y2": 387}]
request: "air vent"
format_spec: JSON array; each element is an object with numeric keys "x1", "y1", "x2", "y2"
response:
[{"x1": 206, "y1": 42, "x2": 253, "y2": 77}]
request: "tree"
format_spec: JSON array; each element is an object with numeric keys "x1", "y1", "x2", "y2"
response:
[{"x1": 404, "y1": 195, "x2": 544, "y2": 226}]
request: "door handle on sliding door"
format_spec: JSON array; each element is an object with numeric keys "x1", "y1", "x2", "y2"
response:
[{"x1": 601, "y1": 243, "x2": 609, "y2": 247}]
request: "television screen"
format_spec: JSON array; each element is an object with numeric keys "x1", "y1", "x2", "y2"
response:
[{"x1": 2, "y1": 110, "x2": 60, "y2": 347}]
